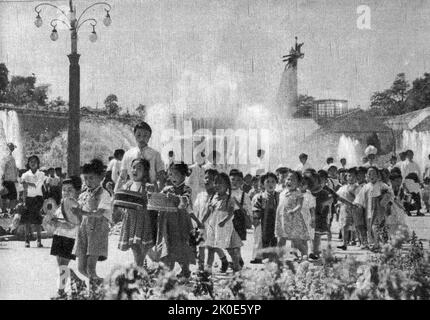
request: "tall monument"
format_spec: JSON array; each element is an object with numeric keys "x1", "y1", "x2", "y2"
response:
[{"x1": 276, "y1": 37, "x2": 304, "y2": 118}]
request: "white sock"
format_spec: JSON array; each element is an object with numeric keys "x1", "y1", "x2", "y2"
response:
[{"x1": 58, "y1": 265, "x2": 70, "y2": 292}]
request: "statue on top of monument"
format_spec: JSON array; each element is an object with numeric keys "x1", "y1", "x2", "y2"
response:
[{"x1": 282, "y1": 36, "x2": 304, "y2": 68}]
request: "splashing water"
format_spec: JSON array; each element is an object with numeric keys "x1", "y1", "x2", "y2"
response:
[
  {"x1": 0, "y1": 110, "x2": 24, "y2": 168},
  {"x1": 402, "y1": 130, "x2": 430, "y2": 172},
  {"x1": 337, "y1": 134, "x2": 361, "y2": 167},
  {"x1": 144, "y1": 65, "x2": 321, "y2": 172},
  {"x1": 42, "y1": 119, "x2": 136, "y2": 168}
]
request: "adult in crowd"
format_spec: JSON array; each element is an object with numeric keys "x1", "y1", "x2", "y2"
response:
[
  {"x1": 387, "y1": 155, "x2": 397, "y2": 171},
  {"x1": 187, "y1": 151, "x2": 211, "y2": 204},
  {"x1": 394, "y1": 151, "x2": 407, "y2": 173},
  {"x1": 363, "y1": 145, "x2": 378, "y2": 168},
  {"x1": 296, "y1": 153, "x2": 312, "y2": 172},
  {"x1": 340, "y1": 158, "x2": 347, "y2": 170},
  {"x1": 118, "y1": 121, "x2": 165, "y2": 250},
  {"x1": 401, "y1": 150, "x2": 423, "y2": 216},
  {"x1": 251, "y1": 149, "x2": 268, "y2": 176},
  {"x1": 323, "y1": 157, "x2": 334, "y2": 171},
  {"x1": 119, "y1": 121, "x2": 165, "y2": 190},
  {"x1": 401, "y1": 150, "x2": 421, "y2": 180},
  {"x1": 107, "y1": 149, "x2": 125, "y2": 185},
  {"x1": 1, "y1": 143, "x2": 19, "y2": 214},
  {"x1": 424, "y1": 153, "x2": 430, "y2": 180},
  {"x1": 165, "y1": 150, "x2": 176, "y2": 171}
]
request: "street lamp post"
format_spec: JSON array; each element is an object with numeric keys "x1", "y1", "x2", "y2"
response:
[{"x1": 34, "y1": 0, "x2": 112, "y2": 176}]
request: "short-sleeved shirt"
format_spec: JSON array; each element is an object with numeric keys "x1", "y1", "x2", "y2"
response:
[
  {"x1": 107, "y1": 159, "x2": 122, "y2": 183},
  {"x1": 53, "y1": 205, "x2": 79, "y2": 239},
  {"x1": 120, "y1": 146, "x2": 164, "y2": 183},
  {"x1": 21, "y1": 169, "x2": 45, "y2": 197},
  {"x1": 45, "y1": 176, "x2": 61, "y2": 187},
  {"x1": 78, "y1": 187, "x2": 112, "y2": 222},
  {"x1": 401, "y1": 160, "x2": 421, "y2": 182},
  {"x1": 296, "y1": 162, "x2": 313, "y2": 172}
]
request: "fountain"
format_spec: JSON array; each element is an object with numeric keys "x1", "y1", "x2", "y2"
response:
[
  {"x1": 0, "y1": 109, "x2": 24, "y2": 169},
  {"x1": 337, "y1": 135, "x2": 361, "y2": 167},
  {"x1": 402, "y1": 130, "x2": 430, "y2": 172},
  {"x1": 42, "y1": 119, "x2": 136, "y2": 168},
  {"x1": 142, "y1": 38, "x2": 320, "y2": 173}
]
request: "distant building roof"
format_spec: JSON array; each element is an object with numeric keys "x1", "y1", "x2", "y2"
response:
[
  {"x1": 383, "y1": 107, "x2": 430, "y2": 131},
  {"x1": 314, "y1": 99, "x2": 348, "y2": 103},
  {"x1": 322, "y1": 109, "x2": 392, "y2": 133}
]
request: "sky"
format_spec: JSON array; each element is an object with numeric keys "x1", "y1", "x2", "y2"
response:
[{"x1": 1, "y1": 0, "x2": 430, "y2": 113}]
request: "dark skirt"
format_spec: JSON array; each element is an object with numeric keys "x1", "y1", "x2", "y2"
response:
[
  {"x1": 20, "y1": 196, "x2": 44, "y2": 225},
  {"x1": 154, "y1": 209, "x2": 195, "y2": 266},
  {"x1": 1, "y1": 181, "x2": 17, "y2": 200},
  {"x1": 50, "y1": 235, "x2": 76, "y2": 260}
]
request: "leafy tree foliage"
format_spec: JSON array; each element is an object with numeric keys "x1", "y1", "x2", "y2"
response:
[
  {"x1": 136, "y1": 104, "x2": 146, "y2": 117},
  {"x1": 294, "y1": 94, "x2": 315, "y2": 118},
  {"x1": 104, "y1": 94, "x2": 120, "y2": 115},
  {"x1": 0, "y1": 63, "x2": 9, "y2": 102},
  {"x1": 368, "y1": 72, "x2": 430, "y2": 116}
]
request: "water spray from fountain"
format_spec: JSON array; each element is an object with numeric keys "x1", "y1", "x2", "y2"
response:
[{"x1": 0, "y1": 110, "x2": 24, "y2": 169}]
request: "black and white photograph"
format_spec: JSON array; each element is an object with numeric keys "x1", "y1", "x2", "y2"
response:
[{"x1": 1, "y1": 0, "x2": 430, "y2": 304}]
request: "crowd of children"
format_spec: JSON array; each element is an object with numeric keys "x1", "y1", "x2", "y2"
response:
[{"x1": 2, "y1": 120, "x2": 430, "y2": 299}]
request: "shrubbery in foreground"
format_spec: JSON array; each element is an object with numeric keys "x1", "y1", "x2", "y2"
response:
[{"x1": 66, "y1": 227, "x2": 430, "y2": 300}]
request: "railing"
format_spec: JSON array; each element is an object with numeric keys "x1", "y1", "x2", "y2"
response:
[{"x1": 0, "y1": 103, "x2": 138, "y2": 121}]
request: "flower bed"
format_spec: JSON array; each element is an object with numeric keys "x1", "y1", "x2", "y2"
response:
[{"x1": 63, "y1": 227, "x2": 430, "y2": 300}]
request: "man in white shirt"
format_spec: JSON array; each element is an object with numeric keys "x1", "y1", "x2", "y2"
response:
[
  {"x1": 296, "y1": 153, "x2": 312, "y2": 172},
  {"x1": 187, "y1": 151, "x2": 211, "y2": 204},
  {"x1": 119, "y1": 122, "x2": 165, "y2": 190},
  {"x1": 394, "y1": 151, "x2": 407, "y2": 174},
  {"x1": 401, "y1": 150, "x2": 422, "y2": 182}
]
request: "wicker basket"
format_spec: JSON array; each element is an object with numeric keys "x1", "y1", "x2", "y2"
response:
[{"x1": 147, "y1": 192, "x2": 179, "y2": 212}]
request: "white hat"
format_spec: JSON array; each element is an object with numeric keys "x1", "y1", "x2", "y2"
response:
[{"x1": 365, "y1": 145, "x2": 378, "y2": 156}]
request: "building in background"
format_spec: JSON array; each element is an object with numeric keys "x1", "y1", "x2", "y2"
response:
[{"x1": 312, "y1": 99, "x2": 349, "y2": 122}]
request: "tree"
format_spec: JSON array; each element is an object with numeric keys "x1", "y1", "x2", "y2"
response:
[
  {"x1": 0, "y1": 63, "x2": 9, "y2": 102},
  {"x1": 294, "y1": 94, "x2": 315, "y2": 118},
  {"x1": 136, "y1": 104, "x2": 146, "y2": 117},
  {"x1": 406, "y1": 73, "x2": 430, "y2": 112},
  {"x1": 33, "y1": 84, "x2": 50, "y2": 106},
  {"x1": 369, "y1": 73, "x2": 409, "y2": 116},
  {"x1": 5, "y1": 74, "x2": 36, "y2": 105},
  {"x1": 47, "y1": 96, "x2": 67, "y2": 110},
  {"x1": 104, "y1": 94, "x2": 120, "y2": 115}
]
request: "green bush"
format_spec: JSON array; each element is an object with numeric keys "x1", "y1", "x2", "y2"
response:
[{"x1": 62, "y1": 227, "x2": 430, "y2": 300}]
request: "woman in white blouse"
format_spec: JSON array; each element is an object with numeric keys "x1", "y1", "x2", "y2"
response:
[{"x1": 21, "y1": 155, "x2": 46, "y2": 248}]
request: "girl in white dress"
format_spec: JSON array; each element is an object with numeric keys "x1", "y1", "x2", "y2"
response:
[{"x1": 205, "y1": 173, "x2": 242, "y2": 272}]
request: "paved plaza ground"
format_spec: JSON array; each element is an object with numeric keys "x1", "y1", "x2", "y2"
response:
[{"x1": 0, "y1": 215, "x2": 429, "y2": 300}]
